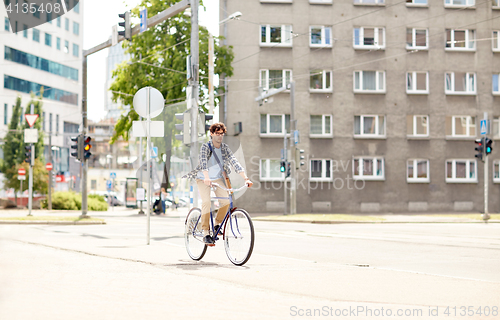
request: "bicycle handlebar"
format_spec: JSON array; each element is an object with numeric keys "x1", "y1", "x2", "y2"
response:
[{"x1": 211, "y1": 182, "x2": 248, "y2": 193}]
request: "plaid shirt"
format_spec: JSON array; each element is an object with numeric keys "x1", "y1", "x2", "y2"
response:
[{"x1": 182, "y1": 141, "x2": 245, "y2": 180}]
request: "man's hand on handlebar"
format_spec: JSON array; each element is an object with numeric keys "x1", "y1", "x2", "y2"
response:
[
  {"x1": 203, "y1": 178, "x2": 212, "y2": 186},
  {"x1": 245, "y1": 179, "x2": 253, "y2": 188}
]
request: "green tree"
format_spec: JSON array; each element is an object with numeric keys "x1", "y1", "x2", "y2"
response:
[
  {"x1": 109, "y1": 0, "x2": 234, "y2": 172},
  {"x1": 1, "y1": 96, "x2": 23, "y2": 175},
  {"x1": 21, "y1": 94, "x2": 45, "y2": 163},
  {"x1": 4, "y1": 159, "x2": 48, "y2": 195}
]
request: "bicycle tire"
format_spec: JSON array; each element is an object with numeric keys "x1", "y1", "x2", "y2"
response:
[
  {"x1": 224, "y1": 209, "x2": 255, "y2": 266},
  {"x1": 185, "y1": 208, "x2": 207, "y2": 261}
]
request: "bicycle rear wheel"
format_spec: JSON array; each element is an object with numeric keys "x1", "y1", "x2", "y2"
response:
[
  {"x1": 185, "y1": 208, "x2": 207, "y2": 260},
  {"x1": 224, "y1": 209, "x2": 254, "y2": 266}
]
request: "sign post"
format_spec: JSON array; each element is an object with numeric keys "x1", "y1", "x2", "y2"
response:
[
  {"x1": 482, "y1": 112, "x2": 490, "y2": 221},
  {"x1": 24, "y1": 106, "x2": 37, "y2": 216},
  {"x1": 18, "y1": 168, "x2": 26, "y2": 206}
]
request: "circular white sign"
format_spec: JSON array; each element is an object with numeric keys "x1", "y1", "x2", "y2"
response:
[{"x1": 133, "y1": 87, "x2": 165, "y2": 118}]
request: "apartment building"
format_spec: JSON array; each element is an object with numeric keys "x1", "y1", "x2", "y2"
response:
[
  {"x1": 0, "y1": 1, "x2": 82, "y2": 184},
  {"x1": 221, "y1": 0, "x2": 500, "y2": 213}
]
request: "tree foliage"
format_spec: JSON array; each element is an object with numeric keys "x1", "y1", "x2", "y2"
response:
[{"x1": 4, "y1": 159, "x2": 48, "y2": 194}]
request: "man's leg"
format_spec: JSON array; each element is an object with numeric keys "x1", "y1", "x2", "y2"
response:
[
  {"x1": 213, "y1": 178, "x2": 230, "y2": 225},
  {"x1": 196, "y1": 179, "x2": 212, "y2": 231}
]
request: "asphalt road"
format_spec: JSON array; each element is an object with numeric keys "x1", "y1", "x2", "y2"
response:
[{"x1": 0, "y1": 209, "x2": 499, "y2": 320}]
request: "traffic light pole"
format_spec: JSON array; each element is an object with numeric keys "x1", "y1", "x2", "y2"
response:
[
  {"x1": 484, "y1": 155, "x2": 488, "y2": 216},
  {"x1": 190, "y1": 0, "x2": 199, "y2": 209},
  {"x1": 289, "y1": 82, "x2": 296, "y2": 215},
  {"x1": 28, "y1": 103, "x2": 34, "y2": 216}
]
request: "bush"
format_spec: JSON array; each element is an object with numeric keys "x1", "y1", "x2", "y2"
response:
[
  {"x1": 51, "y1": 191, "x2": 81, "y2": 210},
  {"x1": 88, "y1": 197, "x2": 108, "y2": 211},
  {"x1": 89, "y1": 194, "x2": 105, "y2": 202}
]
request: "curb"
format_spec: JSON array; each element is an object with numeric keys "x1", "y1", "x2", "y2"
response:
[
  {"x1": 253, "y1": 218, "x2": 500, "y2": 224},
  {"x1": 0, "y1": 220, "x2": 106, "y2": 225}
]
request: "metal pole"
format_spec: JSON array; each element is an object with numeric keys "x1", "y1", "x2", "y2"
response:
[
  {"x1": 484, "y1": 154, "x2": 488, "y2": 215},
  {"x1": 20, "y1": 180, "x2": 22, "y2": 208},
  {"x1": 190, "y1": 0, "x2": 199, "y2": 208},
  {"x1": 222, "y1": 0, "x2": 228, "y2": 124},
  {"x1": 208, "y1": 33, "x2": 214, "y2": 115},
  {"x1": 283, "y1": 121, "x2": 287, "y2": 216},
  {"x1": 146, "y1": 87, "x2": 151, "y2": 245},
  {"x1": 81, "y1": 55, "x2": 88, "y2": 217},
  {"x1": 28, "y1": 103, "x2": 35, "y2": 216},
  {"x1": 138, "y1": 127, "x2": 144, "y2": 214},
  {"x1": 48, "y1": 133, "x2": 52, "y2": 210},
  {"x1": 289, "y1": 82, "x2": 296, "y2": 215}
]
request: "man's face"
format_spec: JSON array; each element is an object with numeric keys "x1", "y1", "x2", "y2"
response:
[{"x1": 210, "y1": 129, "x2": 225, "y2": 143}]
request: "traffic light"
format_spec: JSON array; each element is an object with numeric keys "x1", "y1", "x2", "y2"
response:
[
  {"x1": 70, "y1": 135, "x2": 82, "y2": 161},
  {"x1": 118, "y1": 11, "x2": 131, "y2": 40},
  {"x1": 199, "y1": 112, "x2": 213, "y2": 134},
  {"x1": 475, "y1": 138, "x2": 484, "y2": 162},
  {"x1": 175, "y1": 112, "x2": 190, "y2": 145},
  {"x1": 24, "y1": 145, "x2": 32, "y2": 165},
  {"x1": 485, "y1": 137, "x2": 493, "y2": 155},
  {"x1": 295, "y1": 148, "x2": 305, "y2": 170},
  {"x1": 83, "y1": 136, "x2": 92, "y2": 160},
  {"x1": 286, "y1": 162, "x2": 291, "y2": 178},
  {"x1": 280, "y1": 160, "x2": 286, "y2": 173}
]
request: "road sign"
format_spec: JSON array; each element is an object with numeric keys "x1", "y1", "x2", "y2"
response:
[
  {"x1": 110, "y1": 172, "x2": 117, "y2": 179},
  {"x1": 45, "y1": 163, "x2": 53, "y2": 171},
  {"x1": 18, "y1": 168, "x2": 26, "y2": 176},
  {"x1": 25, "y1": 114, "x2": 38, "y2": 127},
  {"x1": 18, "y1": 175, "x2": 26, "y2": 180},
  {"x1": 151, "y1": 147, "x2": 158, "y2": 158},
  {"x1": 106, "y1": 180, "x2": 113, "y2": 191},
  {"x1": 132, "y1": 121, "x2": 165, "y2": 137},
  {"x1": 294, "y1": 130, "x2": 300, "y2": 145},
  {"x1": 480, "y1": 120, "x2": 487, "y2": 135},
  {"x1": 24, "y1": 128, "x2": 38, "y2": 143},
  {"x1": 133, "y1": 87, "x2": 165, "y2": 118},
  {"x1": 140, "y1": 8, "x2": 147, "y2": 33}
]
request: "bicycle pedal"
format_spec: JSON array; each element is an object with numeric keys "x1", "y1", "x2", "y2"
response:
[{"x1": 206, "y1": 243, "x2": 215, "y2": 247}]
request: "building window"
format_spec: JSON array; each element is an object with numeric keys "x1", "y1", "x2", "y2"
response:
[
  {"x1": 406, "y1": 28, "x2": 428, "y2": 49},
  {"x1": 493, "y1": 31, "x2": 500, "y2": 52},
  {"x1": 65, "y1": 18, "x2": 69, "y2": 31},
  {"x1": 91, "y1": 180, "x2": 97, "y2": 190},
  {"x1": 47, "y1": 12, "x2": 52, "y2": 24},
  {"x1": 354, "y1": 0, "x2": 384, "y2": 3},
  {"x1": 56, "y1": 114, "x2": 59, "y2": 133},
  {"x1": 260, "y1": 69, "x2": 292, "y2": 91},
  {"x1": 260, "y1": 114, "x2": 290, "y2": 136},
  {"x1": 260, "y1": 159, "x2": 286, "y2": 181},
  {"x1": 445, "y1": 72, "x2": 476, "y2": 95},
  {"x1": 446, "y1": 29, "x2": 475, "y2": 50},
  {"x1": 4, "y1": 104, "x2": 8, "y2": 125},
  {"x1": 4, "y1": 17, "x2": 9, "y2": 31},
  {"x1": 15, "y1": 21, "x2": 18, "y2": 34},
  {"x1": 407, "y1": 159, "x2": 430, "y2": 183},
  {"x1": 310, "y1": 159, "x2": 332, "y2": 181},
  {"x1": 4, "y1": 47, "x2": 79, "y2": 81},
  {"x1": 23, "y1": 25, "x2": 28, "y2": 38},
  {"x1": 260, "y1": 0, "x2": 293, "y2": 3},
  {"x1": 74, "y1": 0, "x2": 80, "y2": 13},
  {"x1": 33, "y1": 9, "x2": 40, "y2": 19},
  {"x1": 57, "y1": 16, "x2": 61, "y2": 27},
  {"x1": 260, "y1": 25, "x2": 293, "y2": 47},
  {"x1": 33, "y1": 28, "x2": 40, "y2": 42},
  {"x1": 406, "y1": 71, "x2": 429, "y2": 94},
  {"x1": 446, "y1": 160, "x2": 477, "y2": 183},
  {"x1": 73, "y1": 22, "x2": 79, "y2": 35},
  {"x1": 310, "y1": 70, "x2": 332, "y2": 92},
  {"x1": 353, "y1": 27, "x2": 385, "y2": 49},
  {"x1": 45, "y1": 33, "x2": 52, "y2": 47},
  {"x1": 407, "y1": 115, "x2": 429, "y2": 137},
  {"x1": 4, "y1": 75, "x2": 79, "y2": 105},
  {"x1": 310, "y1": 115, "x2": 332, "y2": 137},
  {"x1": 310, "y1": 26, "x2": 332, "y2": 47},
  {"x1": 494, "y1": 0, "x2": 500, "y2": 8},
  {"x1": 493, "y1": 74, "x2": 499, "y2": 95},
  {"x1": 49, "y1": 113, "x2": 53, "y2": 133},
  {"x1": 354, "y1": 70, "x2": 385, "y2": 93},
  {"x1": 309, "y1": 0, "x2": 332, "y2": 3},
  {"x1": 73, "y1": 43, "x2": 79, "y2": 57},
  {"x1": 406, "y1": 0, "x2": 428, "y2": 5},
  {"x1": 56, "y1": 37, "x2": 61, "y2": 50},
  {"x1": 445, "y1": 116, "x2": 476, "y2": 137},
  {"x1": 354, "y1": 115, "x2": 386, "y2": 138},
  {"x1": 493, "y1": 160, "x2": 500, "y2": 183},
  {"x1": 353, "y1": 157, "x2": 385, "y2": 180},
  {"x1": 444, "y1": 0, "x2": 475, "y2": 7},
  {"x1": 64, "y1": 40, "x2": 69, "y2": 53}
]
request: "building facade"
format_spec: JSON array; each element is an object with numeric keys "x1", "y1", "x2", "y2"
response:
[
  {"x1": 104, "y1": 43, "x2": 130, "y2": 120},
  {"x1": 0, "y1": 1, "x2": 83, "y2": 189},
  {"x1": 221, "y1": 0, "x2": 500, "y2": 213}
]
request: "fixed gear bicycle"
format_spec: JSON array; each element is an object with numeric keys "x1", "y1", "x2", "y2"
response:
[{"x1": 184, "y1": 182, "x2": 255, "y2": 266}]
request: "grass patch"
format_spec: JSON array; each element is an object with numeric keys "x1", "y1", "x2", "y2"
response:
[
  {"x1": 422, "y1": 214, "x2": 500, "y2": 221},
  {"x1": 255, "y1": 214, "x2": 386, "y2": 222},
  {"x1": 0, "y1": 216, "x2": 105, "y2": 223}
]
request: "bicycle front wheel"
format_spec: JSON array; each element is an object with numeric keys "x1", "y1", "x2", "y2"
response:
[
  {"x1": 185, "y1": 208, "x2": 207, "y2": 260},
  {"x1": 224, "y1": 209, "x2": 255, "y2": 266}
]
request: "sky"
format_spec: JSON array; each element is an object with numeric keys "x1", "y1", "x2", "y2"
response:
[{"x1": 83, "y1": 0, "x2": 220, "y2": 122}]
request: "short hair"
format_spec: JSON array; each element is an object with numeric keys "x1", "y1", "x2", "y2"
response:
[{"x1": 209, "y1": 122, "x2": 227, "y2": 134}]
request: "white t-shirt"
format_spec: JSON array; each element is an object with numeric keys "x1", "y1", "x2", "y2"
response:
[{"x1": 196, "y1": 145, "x2": 224, "y2": 181}]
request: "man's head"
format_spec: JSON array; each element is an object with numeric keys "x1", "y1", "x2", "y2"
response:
[{"x1": 209, "y1": 122, "x2": 227, "y2": 143}]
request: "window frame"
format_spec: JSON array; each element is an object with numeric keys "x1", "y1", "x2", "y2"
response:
[
  {"x1": 406, "y1": 0, "x2": 428, "y2": 6},
  {"x1": 494, "y1": 0, "x2": 500, "y2": 8},
  {"x1": 309, "y1": 159, "x2": 333, "y2": 182},
  {"x1": 45, "y1": 32, "x2": 52, "y2": 47},
  {"x1": 445, "y1": 72, "x2": 476, "y2": 95},
  {"x1": 353, "y1": 157, "x2": 385, "y2": 181},
  {"x1": 493, "y1": 31, "x2": 500, "y2": 52},
  {"x1": 260, "y1": 24, "x2": 293, "y2": 47},
  {"x1": 445, "y1": 29, "x2": 476, "y2": 51},
  {"x1": 445, "y1": 159, "x2": 478, "y2": 183},
  {"x1": 259, "y1": 159, "x2": 289, "y2": 182},
  {"x1": 407, "y1": 115, "x2": 429, "y2": 137},
  {"x1": 260, "y1": 114, "x2": 291, "y2": 137},
  {"x1": 444, "y1": 0, "x2": 475, "y2": 8},
  {"x1": 354, "y1": 115, "x2": 386, "y2": 138},
  {"x1": 260, "y1": 0, "x2": 293, "y2": 3},
  {"x1": 259, "y1": 69, "x2": 292, "y2": 91},
  {"x1": 446, "y1": 115, "x2": 476, "y2": 138},
  {"x1": 353, "y1": 27, "x2": 385, "y2": 50},
  {"x1": 406, "y1": 28, "x2": 429, "y2": 50},
  {"x1": 309, "y1": 0, "x2": 332, "y2": 4},
  {"x1": 309, "y1": 26, "x2": 332, "y2": 47},
  {"x1": 73, "y1": 21, "x2": 79, "y2": 36},
  {"x1": 407, "y1": 159, "x2": 430, "y2": 183},
  {"x1": 32, "y1": 28, "x2": 40, "y2": 42},
  {"x1": 493, "y1": 74, "x2": 499, "y2": 95},
  {"x1": 310, "y1": 114, "x2": 333, "y2": 138},
  {"x1": 406, "y1": 71, "x2": 429, "y2": 94},
  {"x1": 353, "y1": 70, "x2": 386, "y2": 93},
  {"x1": 353, "y1": 0, "x2": 385, "y2": 4},
  {"x1": 72, "y1": 43, "x2": 79, "y2": 57},
  {"x1": 493, "y1": 160, "x2": 500, "y2": 183},
  {"x1": 309, "y1": 70, "x2": 332, "y2": 92}
]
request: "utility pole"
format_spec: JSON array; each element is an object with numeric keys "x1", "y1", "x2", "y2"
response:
[
  {"x1": 289, "y1": 82, "x2": 296, "y2": 215},
  {"x1": 190, "y1": 0, "x2": 199, "y2": 208},
  {"x1": 48, "y1": 133, "x2": 52, "y2": 210},
  {"x1": 28, "y1": 103, "x2": 34, "y2": 216}
]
